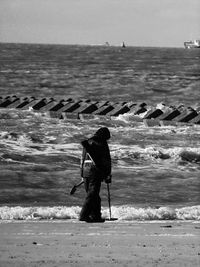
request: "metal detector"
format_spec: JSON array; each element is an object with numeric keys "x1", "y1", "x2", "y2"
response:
[
  {"x1": 106, "y1": 183, "x2": 118, "y2": 221},
  {"x1": 70, "y1": 180, "x2": 84, "y2": 195}
]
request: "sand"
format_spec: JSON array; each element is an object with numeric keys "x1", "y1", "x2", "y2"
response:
[{"x1": 0, "y1": 220, "x2": 199, "y2": 267}]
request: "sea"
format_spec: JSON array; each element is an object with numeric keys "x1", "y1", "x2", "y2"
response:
[{"x1": 0, "y1": 43, "x2": 200, "y2": 221}]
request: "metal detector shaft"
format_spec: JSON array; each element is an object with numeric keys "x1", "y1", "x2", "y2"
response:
[
  {"x1": 76, "y1": 180, "x2": 84, "y2": 188},
  {"x1": 107, "y1": 183, "x2": 111, "y2": 220}
]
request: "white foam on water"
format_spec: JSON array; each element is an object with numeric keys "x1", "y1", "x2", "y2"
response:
[
  {"x1": 111, "y1": 144, "x2": 200, "y2": 163},
  {"x1": 0, "y1": 206, "x2": 80, "y2": 220},
  {"x1": 107, "y1": 205, "x2": 200, "y2": 221},
  {"x1": 0, "y1": 205, "x2": 199, "y2": 221},
  {"x1": 0, "y1": 130, "x2": 81, "y2": 156},
  {"x1": 115, "y1": 112, "x2": 200, "y2": 132},
  {"x1": 1, "y1": 128, "x2": 200, "y2": 168}
]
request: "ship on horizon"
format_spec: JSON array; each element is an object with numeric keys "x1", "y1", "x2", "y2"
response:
[{"x1": 184, "y1": 39, "x2": 200, "y2": 49}]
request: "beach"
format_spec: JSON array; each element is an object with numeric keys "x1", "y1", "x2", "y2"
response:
[{"x1": 0, "y1": 220, "x2": 199, "y2": 267}]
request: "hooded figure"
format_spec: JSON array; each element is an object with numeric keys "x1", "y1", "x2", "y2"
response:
[{"x1": 79, "y1": 127, "x2": 112, "y2": 222}]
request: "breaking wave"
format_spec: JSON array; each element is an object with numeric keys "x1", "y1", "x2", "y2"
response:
[
  {"x1": 0, "y1": 205, "x2": 199, "y2": 221},
  {"x1": 1, "y1": 130, "x2": 200, "y2": 165}
]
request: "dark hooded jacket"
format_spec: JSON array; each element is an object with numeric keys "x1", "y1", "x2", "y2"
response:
[{"x1": 81, "y1": 127, "x2": 111, "y2": 180}]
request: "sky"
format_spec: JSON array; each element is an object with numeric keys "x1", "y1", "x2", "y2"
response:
[{"x1": 0, "y1": 0, "x2": 199, "y2": 47}]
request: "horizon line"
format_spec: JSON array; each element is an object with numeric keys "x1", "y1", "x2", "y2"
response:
[{"x1": 0, "y1": 41, "x2": 184, "y2": 49}]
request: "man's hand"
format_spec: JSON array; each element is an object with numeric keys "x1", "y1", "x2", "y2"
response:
[{"x1": 105, "y1": 175, "x2": 112, "y2": 184}]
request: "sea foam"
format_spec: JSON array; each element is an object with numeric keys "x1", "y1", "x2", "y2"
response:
[{"x1": 0, "y1": 205, "x2": 199, "y2": 221}]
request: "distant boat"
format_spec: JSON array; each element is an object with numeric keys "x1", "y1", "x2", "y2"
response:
[{"x1": 184, "y1": 39, "x2": 200, "y2": 49}]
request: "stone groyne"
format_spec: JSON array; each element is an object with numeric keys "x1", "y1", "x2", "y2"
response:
[{"x1": 1, "y1": 95, "x2": 200, "y2": 126}]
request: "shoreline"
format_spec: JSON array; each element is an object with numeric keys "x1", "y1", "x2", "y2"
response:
[{"x1": 0, "y1": 220, "x2": 199, "y2": 267}]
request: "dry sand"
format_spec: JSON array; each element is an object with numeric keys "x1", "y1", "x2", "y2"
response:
[{"x1": 0, "y1": 220, "x2": 199, "y2": 267}]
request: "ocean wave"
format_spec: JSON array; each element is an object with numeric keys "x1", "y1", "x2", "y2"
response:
[
  {"x1": 1, "y1": 131, "x2": 200, "y2": 166},
  {"x1": 110, "y1": 205, "x2": 200, "y2": 221},
  {"x1": 0, "y1": 130, "x2": 81, "y2": 157},
  {"x1": 0, "y1": 205, "x2": 199, "y2": 221},
  {"x1": 111, "y1": 145, "x2": 200, "y2": 164},
  {"x1": 1, "y1": 108, "x2": 200, "y2": 167}
]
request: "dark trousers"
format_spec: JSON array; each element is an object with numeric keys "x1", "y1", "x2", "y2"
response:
[{"x1": 79, "y1": 176, "x2": 102, "y2": 220}]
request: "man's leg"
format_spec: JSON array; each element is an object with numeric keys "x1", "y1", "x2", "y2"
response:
[
  {"x1": 79, "y1": 177, "x2": 103, "y2": 222},
  {"x1": 89, "y1": 179, "x2": 104, "y2": 221},
  {"x1": 79, "y1": 178, "x2": 92, "y2": 221}
]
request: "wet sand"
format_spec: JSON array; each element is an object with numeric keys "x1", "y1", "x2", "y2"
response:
[{"x1": 0, "y1": 220, "x2": 199, "y2": 267}]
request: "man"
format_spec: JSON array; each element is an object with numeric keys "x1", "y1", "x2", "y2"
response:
[{"x1": 79, "y1": 127, "x2": 112, "y2": 222}]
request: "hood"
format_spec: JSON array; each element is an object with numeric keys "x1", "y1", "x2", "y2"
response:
[{"x1": 94, "y1": 127, "x2": 110, "y2": 141}]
